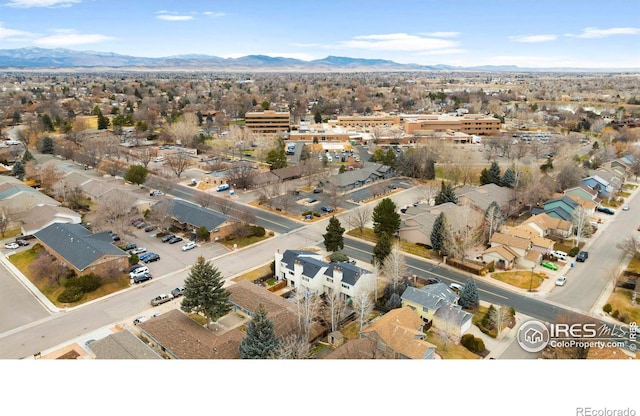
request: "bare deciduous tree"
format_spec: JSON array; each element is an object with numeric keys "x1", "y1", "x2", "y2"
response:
[
  {"x1": 276, "y1": 334, "x2": 311, "y2": 359},
  {"x1": 353, "y1": 287, "x2": 375, "y2": 331},
  {"x1": 381, "y1": 242, "x2": 407, "y2": 291},
  {"x1": 167, "y1": 113, "x2": 200, "y2": 146},
  {"x1": 291, "y1": 289, "x2": 322, "y2": 341},
  {"x1": 195, "y1": 190, "x2": 214, "y2": 208},
  {"x1": 94, "y1": 191, "x2": 137, "y2": 236},
  {"x1": 132, "y1": 147, "x2": 158, "y2": 168},
  {"x1": 571, "y1": 206, "x2": 591, "y2": 248},
  {"x1": 323, "y1": 288, "x2": 347, "y2": 333},
  {"x1": 616, "y1": 235, "x2": 640, "y2": 259},
  {"x1": 165, "y1": 150, "x2": 192, "y2": 178},
  {"x1": 349, "y1": 205, "x2": 372, "y2": 235}
]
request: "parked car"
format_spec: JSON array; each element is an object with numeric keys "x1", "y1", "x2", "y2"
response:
[
  {"x1": 576, "y1": 251, "x2": 589, "y2": 262},
  {"x1": 321, "y1": 206, "x2": 334, "y2": 213},
  {"x1": 541, "y1": 261, "x2": 559, "y2": 271},
  {"x1": 139, "y1": 252, "x2": 152, "y2": 262},
  {"x1": 313, "y1": 188, "x2": 322, "y2": 193},
  {"x1": 168, "y1": 236, "x2": 183, "y2": 244},
  {"x1": 15, "y1": 239, "x2": 29, "y2": 246},
  {"x1": 150, "y1": 294, "x2": 173, "y2": 306},
  {"x1": 135, "y1": 222, "x2": 147, "y2": 229},
  {"x1": 556, "y1": 276, "x2": 567, "y2": 286},
  {"x1": 129, "y1": 247, "x2": 147, "y2": 255},
  {"x1": 182, "y1": 241, "x2": 197, "y2": 251},
  {"x1": 129, "y1": 264, "x2": 146, "y2": 273},
  {"x1": 622, "y1": 204, "x2": 629, "y2": 211},
  {"x1": 111, "y1": 234, "x2": 120, "y2": 242},
  {"x1": 4, "y1": 242, "x2": 19, "y2": 249},
  {"x1": 171, "y1": 286, "x2": 185, "y2": 297},
  {"x1": 161, "y1": 234, "x2": 175, "y2": 243},
  {"x1": 133, "y1": 316, "x2": 149, "y2": 325},
  {"x1": 132, "y1": 272, "x2": 152, "y2": 284},
  {"x1": 142, "y1": 253, "x2": 160, "y2": 263},
  {"x1": 123, "y1": 242, "x2": 137, "y2": 251},
  {"x1": 129, "y1": 266, "x2": 150, "y2": 279},
  {"x1": 597, "y1": 206, "x2": 615, "y2": 215},
  {"x1": 149, "y1": 190, "x2": 164, "y2": 196},
  {"x1": 307, "y1": 197, "x2": 317, "y2": 203},
  {"x1": 619, "y1": 280, "x2": 637, "y2": 290},
  {"x1": 449, "y1": 283, "x2": 463, "y2": 293},
  {"x1": 144, "y1": 225, "x2": 157, "y2": 232},
  {"x1": 551, "y1": 250, "x2": 568, "y2": 261}
]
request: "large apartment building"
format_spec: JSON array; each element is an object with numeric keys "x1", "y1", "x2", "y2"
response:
[
  {"x1": 404, "y1": 114, "x2": 501, "y2": 135},
  {"x1": 333, "y1": 114, "x2": 401, "y2": 129},
  {"x1": 244, "y1": 110, "x2": 291, "y2": 134}
]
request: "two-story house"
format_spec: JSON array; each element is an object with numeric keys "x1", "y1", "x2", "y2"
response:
[{"x1": 274, "y1": 249, "x2": 375, "y2": 301}]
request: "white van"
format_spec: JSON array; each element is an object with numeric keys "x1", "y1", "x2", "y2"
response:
[
  {"x1": 129, "y1": 266, "x2": 149, "y2": 279},
  {"x1": 326, "y1": 154, "x2": 333, "y2": 162},
  {"x1": 154, "y1": 156, "x2": 164, "y2": 162},
  {"x1": 552, "y1": 250, "x2": 568, "y2": 261}
]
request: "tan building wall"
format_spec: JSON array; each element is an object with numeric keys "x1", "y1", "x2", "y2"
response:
[
  {"x1": 335, "y1": 114, "x2": 401, "y2": 129},
  {"x1": 404, "y1": 114, "x2": 500, "y2": 135},
  {"x1": 244, "y1": 110, "x2": 290, "y2": 134}
]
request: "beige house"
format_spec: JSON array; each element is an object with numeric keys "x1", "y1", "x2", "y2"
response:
[
  {"x1": 360, "y1": 307, "x2": 437, "y2": 359},
  {"x1": 520, "y1": 213, "x2": 573, "y2": 239}
]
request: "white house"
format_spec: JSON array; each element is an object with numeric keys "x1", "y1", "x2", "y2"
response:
[{"x1": 274, "y1": 249, "x2": 376, "y2": 300}]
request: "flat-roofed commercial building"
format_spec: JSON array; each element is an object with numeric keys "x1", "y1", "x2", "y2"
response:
[
  {"x1": 404, "y1": 114, "x2": 500, "y2": 135},
  {"x1": 244, "y1": 110, "x2": 291, "y2": 134},
  {"x1": 333, "y1": 114, "x2": 401, "y2": 129}
]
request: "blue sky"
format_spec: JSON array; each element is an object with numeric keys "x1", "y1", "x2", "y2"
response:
[{"x1": 0, "y1": 0, "x2": 638, "y2": 68}]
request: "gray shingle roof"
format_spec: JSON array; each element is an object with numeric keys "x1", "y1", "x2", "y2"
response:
[
  {"x1": 152, "y1": 199, "x2": 227, "y2": 232},
  {"x1": 34, "y1": 223, "x2": 127, "y2": 271},
  {"x1": 89, "y1": 330, "x2": 162, "y2": 359},
  {"x1": 325, "y1": 262, "x2": 371, "y2": 286},
  {"x1": 401, "y1": 283, "x2": 458, "y2": 310},
  {"x1": 281, "y1": 249, "x2": 320, "y2": 269}
]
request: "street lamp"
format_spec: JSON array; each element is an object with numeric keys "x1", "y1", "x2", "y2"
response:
[{"x1": 529, "y1": 266, "x2": 535, "y2": 292}]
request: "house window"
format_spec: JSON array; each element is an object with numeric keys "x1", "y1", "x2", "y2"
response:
[
  {"x1": 326, "y1": 277, "x2": 333, "y2": 283},
  {"x1": 341, "y1": 283, "x2": 350, "y2": 289},
  {"x1": 302, "y1": 277, "x2": 309, "y2": 282},
  {"x1": 289, "y1": 270, "x2": 294, "y2": 275}
]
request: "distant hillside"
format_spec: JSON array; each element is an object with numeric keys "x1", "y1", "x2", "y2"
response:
[{"x1": 0, "y1": 48, "x2": 635, "y2": 72}]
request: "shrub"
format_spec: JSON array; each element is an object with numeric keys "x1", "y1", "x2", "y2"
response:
[
  {"x1": 57, "y1": 287, "x2": 84, "y2": 303},
  {"x1": 461, "y1": 334, "x2": 474, "y2": 348},
  {"x1": 129, "y1": 254, "x2": 139, "y2": 265},
  {"x1": 473, "y1": 337, "x2": 486, "y2": 353},
  {"x1": 508, "y1": 307, "x2": 516, "y2": 317},
  {"x1": 461, "y1": 334, "x2": 485, "y2": 353},
  {"x1": 330, "y1": 251, "x2": 349, "y2": 262},
  {"x1": 312, "y1": 211, "x2": 321, "y2": 217},
  {"x1": 603, "y1": 303, "x2": 612, "y2": 314},
  {"x1": 612, "y1": 310, "x2": 620, "y2": 319},
  {"x1": 488, "y1": 265, "x2": 495, "y2": 273},
  {"x1": 250, "y1": 225, "x2": 266, "y2": 237},
  {"x1": 66, "y1": 273, "x2": 102, "y2": 293},
  {"x1": 568, "y1": 247, "x2": 580, "y2": 257}
]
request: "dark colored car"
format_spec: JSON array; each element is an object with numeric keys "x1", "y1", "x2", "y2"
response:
[
  {"x1": 135, "y1": 221, "x2": 147, "y2": 229},
  {"x1": 171, "y1": 286, "x2": 185, "y2": 297},
  {"x1": 161, "y1": 234, "x2": 175, "y2": 243},
  {"x1": 619, "y1": 280, "x2": 637, "y2": 290},
  {"x1": 133, "y1": 272, "x2": 153, "y2": 284},
  {"x1": 597, "y1": 206, "x2": 615, "y2": 215},
  {"x1": 313, "y1": 188, "x2": 322, "y2": 193},
  {"x1": 168, "y1": 236, "x2": 183, "y2": 244},
  {"x1": 321, "y1": 206, "x2": 334, "y2": 213},
  {"x1": 423, "y1": 277, "x2": 441, "y2": 285},
  {"x1": 123, "y1": 242, "x2": 137, "y2": 251},
  {"x1": 144, "y1": 225, "x2": 157, "y2": 232},
  {"x1": 15, "y1": 239, "x2": 29, "y2": 246},
  {"x1": 111, "y1": 234, "x2": 120, "y2": 242},
  {"x1": 142, "y1": 253, "x2": 160, "y2": 263},
  {"x1": 576, "y1": 251, "x2": 589, "y2": 262}
]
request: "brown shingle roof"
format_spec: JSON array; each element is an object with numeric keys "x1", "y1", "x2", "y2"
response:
[
  {"x1": 490, "y1": 232, "x2": 531, "y2": 250},
  {"x1": 138, "y1": 309, "x2": 243, "y2": 359}
]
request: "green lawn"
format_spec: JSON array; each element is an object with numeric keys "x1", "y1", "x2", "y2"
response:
[
  {"x1": 220, "y1": 234, "x2": 271, "y2": 249},
  {"x1": 491, "y1": 270, "x2": 544, "y2": 290}
]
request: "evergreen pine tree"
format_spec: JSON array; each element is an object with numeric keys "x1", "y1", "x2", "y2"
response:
[
  {"x1": 22, "y1": 150, "x2": 34, "y2": 163},
  {"x1": 501, "y1": 167, "x2": 516, "y2": 187},
  {"x1": 430, "y1": 212, "x2": 452, "y2": 255},
  {"x1": 323, "y1": 216, "x2": 345, "y2": 252},
  {"x1": 239, "y1": 304, "x2": 280, "y2": 359},
  {"x1": 41, "y1": 114, "x2": 55, "y2": 132},
  {"x1": 373, "y1": 232, "x2": 392, "y2": 267},
  {"x1": 181, "y1": 256, "x2": 231, "y2": 329},
  {"x1": 314, "y1": 109, "x2": 322, "y2": 124},
  {"x1": 459, "y1": 278, "x2": 479, "y2": 310},
  {"x1": 383, "y1": 148, "x2": 397, "y2": 167},
  {"x1": 488, "y1": 161, "x2": 501, "y2": 184},
  {"x1": 385, "y1": 292, "x2": 402, "y2": 310},
  {"x1": 434, "y1": 180, "x2": 458, "y2": 205},
  {"x1": 38, "y1": 136, "x2": 55, "y2": 154},
  {"x1": 482, "y1": 304, "x2": 498, "y2": 330},
  {"x1": 424, "y1": 158, "x2": 436, "y2": 180},
  {"x1": 372, "y1": 197, "x2": 400, "y2": 237},
  {"x1": 480, "y1": 168, "x2": 491, "y2": 185},
  {"x1": 12, "y1": 160, "x2": 25, "y2": 179}
]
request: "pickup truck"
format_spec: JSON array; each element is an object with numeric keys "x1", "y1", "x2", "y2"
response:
[{"x1": 150, "y1": 294, "x2": 173, "y2": 306}]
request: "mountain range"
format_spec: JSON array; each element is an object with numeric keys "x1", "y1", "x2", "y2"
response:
[{"x1": 0, "y1": 47, "x2": 634, "y2": 73}]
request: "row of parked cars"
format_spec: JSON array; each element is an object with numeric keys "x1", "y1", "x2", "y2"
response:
[{"x1": 4, "y1": 239, "x2": 29, "y2": 250}]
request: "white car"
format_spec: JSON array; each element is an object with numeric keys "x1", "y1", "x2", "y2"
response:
[
  {"x1": 622, "y1": 205, "x2": 629, "y2": 211},
  {"x1": 556, "y1": 276, "x2": 567, "y2": 286},
  {"x1": 182, "y1": 241, "x2": 197, "y2": 251},
  {"x1": 130, "y1": 247, "x2": 147, "y2": 255},
  {"x1": 4, "y1": 242, "x2": 19, "y2": 249}
]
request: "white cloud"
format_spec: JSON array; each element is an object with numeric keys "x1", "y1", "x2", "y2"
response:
[
  {"x1": 203, "y1": 11, "x2": 225, "y2": 17},
  {"x1": 0, "y1": 23, "x2": 35, "y2": 40},
  {"x1": 336, "y1": 33, "x2": 458, "y2": 52},
  {"x1": 413, "y1": 48, "x2": 467, "y2": 56},
  {"x1": 5, "y1": 0, "x2": 80, "y2": 7},
  {"x1": 568, "y1": 27, "x2": 640, "y2": 38},
  {"x1": 420, "y1": 31, "x2": 460, "y2": 38},
  {"x1": 34, "y1": 29, "x2": 114, "y2": 46},
  {"x1": 156, "y1": 14, "x2": 194, "y2": 21},
  {"x1": 509, "y1": 34, "x2": 557, "y2": 43}
]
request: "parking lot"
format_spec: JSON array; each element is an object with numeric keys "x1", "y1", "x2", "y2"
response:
[{"x1": 122, "y1": 228, "x2": 230, "y2": 279}]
